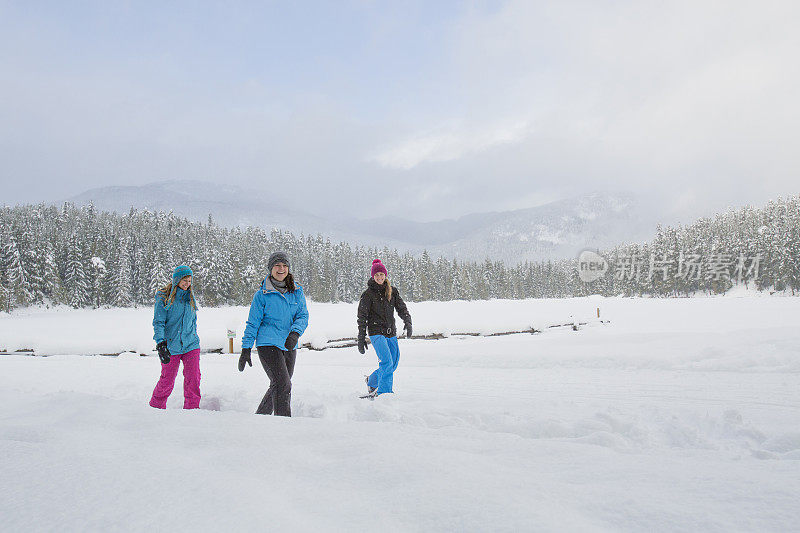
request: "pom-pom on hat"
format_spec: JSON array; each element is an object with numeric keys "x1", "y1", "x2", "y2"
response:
[
  {"x1": 371, "y1": 259, "x2": 388, "y2": 277},
  {"x1": 172, "y1": 265, "x2": 193, "y2": 284}
]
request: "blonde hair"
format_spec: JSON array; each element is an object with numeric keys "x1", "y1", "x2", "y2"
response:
[{"x1": 159, "y1": 278, "x2": 198, "y2": 310}]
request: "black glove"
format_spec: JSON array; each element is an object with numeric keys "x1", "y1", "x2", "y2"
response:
[
  {"x1": 156, "y1": 341, "x2": 170, "y2": 364},
  {"x1": 357, "y1": 336, "x2": 368, "y2": 354},
  {"x1": 238, "y1": 348, "x2": 252, "y2": 372},
  {"x1": 403, "y1": 322, "x2": 412, "y2": 338},
  {"x1": 285, "y1": 331, "x2": 300, "y2": 351}
]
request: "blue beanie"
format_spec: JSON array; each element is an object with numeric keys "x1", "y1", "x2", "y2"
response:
[{"x1": 173, "y1": 265, "x2": 193, "y2": 284}]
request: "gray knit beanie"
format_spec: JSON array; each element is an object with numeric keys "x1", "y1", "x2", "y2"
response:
[{"x1": 268, "y1": 251, "x2": 290, "y2": 272}]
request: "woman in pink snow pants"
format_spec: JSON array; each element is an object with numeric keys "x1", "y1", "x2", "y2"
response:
[{"x1": 149, "y1": 265, "x2": 202, "y2": 409}]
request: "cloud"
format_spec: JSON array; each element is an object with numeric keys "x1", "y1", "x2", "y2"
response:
[
  {"x1": 368, "y1": 120, "x2": 530, "y2": 170},
  {"x1": 366, "y1": 0, "x2": 800, "y2": 218}
]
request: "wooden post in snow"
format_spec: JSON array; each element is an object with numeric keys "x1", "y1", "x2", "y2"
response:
[{"x1": 227, "y1": 329, "x2": 236, "y2": 354}]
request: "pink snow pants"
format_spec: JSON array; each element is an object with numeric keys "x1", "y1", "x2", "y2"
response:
[{"x1": 149, "y1": 348, "x2": 201, "y2": 409}]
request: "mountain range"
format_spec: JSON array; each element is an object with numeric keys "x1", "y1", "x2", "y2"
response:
[{"x1": 66, "y1": 180, "x2": 659, "y2": 264}]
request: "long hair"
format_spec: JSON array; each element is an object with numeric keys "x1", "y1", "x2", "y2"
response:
[
  {"x1": 270, "y1": 273, "x2": 296, "y2": 293},
  {"x1": 385, "y1": 278, "x2": 392, "y2": 301},
  {"x1": 159, "y1": 279, "x2": 198, "y2": 310},
  {"x1": 285, "y1": 273, "x2": 296, "y2": 293}
]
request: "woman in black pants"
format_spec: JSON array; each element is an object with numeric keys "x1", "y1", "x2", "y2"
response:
[{"x1": 238, "y1": 252, "x2": 309, "y2": 416}]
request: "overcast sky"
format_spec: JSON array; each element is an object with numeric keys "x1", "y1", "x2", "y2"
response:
[{"x1": 1, "y1": 1, "x2": 798, "y2": 222}]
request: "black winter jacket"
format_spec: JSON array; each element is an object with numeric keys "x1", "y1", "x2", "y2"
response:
[{"x1": 357, "y1": 279, "x2": 412, "y2": 339}]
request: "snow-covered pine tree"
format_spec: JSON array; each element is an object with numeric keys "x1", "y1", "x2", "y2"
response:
[
  {"x1": 64, "y1": 233, "x2": 89, "y2": 308},
  {"x1": 2, "y1": 227, "x2": 32, "y2": 306},
  {"x1": 147, "y1": 246, "x2": 166, "y2": 300},
  {"x1": 89, "y1": 257, "x2": 107, "y2": 308},
  {"x1": 113, "y1": 235, "x2": 134, "y2": 307},
  {"x1": 43, "y1": 244, "x2": 62, "y2": 305}
]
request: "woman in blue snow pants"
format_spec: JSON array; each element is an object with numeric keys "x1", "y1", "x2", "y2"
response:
[{"x1": 356, "y1": 259, "x2": 412, "y2": 397}]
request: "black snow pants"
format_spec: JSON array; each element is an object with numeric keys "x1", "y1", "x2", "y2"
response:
[{"x1": 256, "y1": 346, "x2": 296, "y2": 417}]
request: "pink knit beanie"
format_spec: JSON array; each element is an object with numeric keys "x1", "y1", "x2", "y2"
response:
[{"x1": 371, "y1": 259, "x2": 388, "y2": 277}]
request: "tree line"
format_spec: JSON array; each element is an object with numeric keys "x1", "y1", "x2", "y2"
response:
[{"x1": 0, "y1": 196, "x2": 798, "y2": 311}]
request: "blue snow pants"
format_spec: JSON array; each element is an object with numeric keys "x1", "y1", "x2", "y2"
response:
[{"x1": 367, "y1": 335, "x2": 400, "y2": 394}]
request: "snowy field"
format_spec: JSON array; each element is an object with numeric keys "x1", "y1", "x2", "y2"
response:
[
  {"x1": 0, "y1": 296, "x2": 609, "y2": 355},
  {"x1": 2, "y1": 295, "x2": 800, "y2": 531}
]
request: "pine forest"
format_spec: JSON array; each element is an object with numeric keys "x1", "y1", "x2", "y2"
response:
[{"x1": 0, "y1": 196, "x2": 798, "y2": 311}]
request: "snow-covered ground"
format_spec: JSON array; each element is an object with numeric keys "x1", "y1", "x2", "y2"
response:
[
  {"x1": 2, "y1": 296, "x2": 800, "y2": 531},
  {"x1": 0, "y1": 297, "x2": 608, "y2": 355}
]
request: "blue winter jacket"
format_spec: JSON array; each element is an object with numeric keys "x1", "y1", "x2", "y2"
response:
[
  {"x1": 241, "y1": 277, "x2": 309, "y2": 350},
  {"x1": 152, "y1": 287, "x2": 200, "y2": 355}
]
